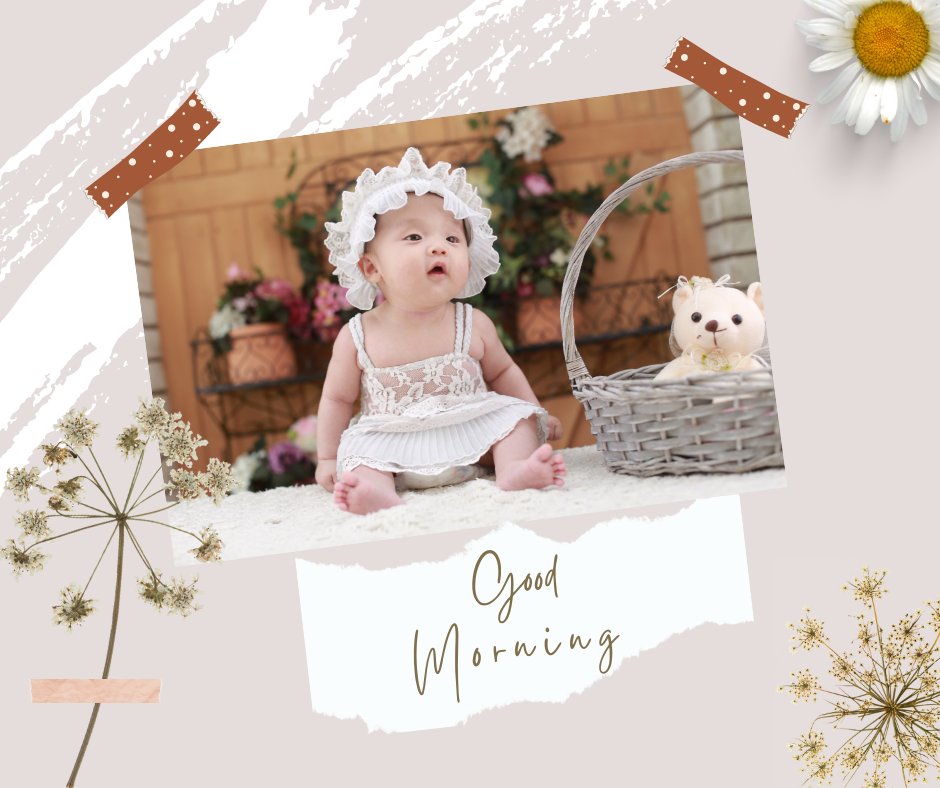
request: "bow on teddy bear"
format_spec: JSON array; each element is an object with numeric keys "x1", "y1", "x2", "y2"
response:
[{"x1": 654, "y1": 275, "x2": 767, "y2": 381}]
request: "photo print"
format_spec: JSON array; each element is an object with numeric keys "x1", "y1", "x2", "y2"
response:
[{"x1": 127, "y1": 86, "x2": 786, "y2": 561}]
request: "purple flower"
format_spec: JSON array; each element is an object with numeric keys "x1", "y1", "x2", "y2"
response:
[{"x1": 268, "y1": 441, "x2": 308, "y2": 475}]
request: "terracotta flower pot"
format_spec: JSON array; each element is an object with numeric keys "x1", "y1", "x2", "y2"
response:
[{"x1": 226, "y1": 323, "x2": 297, "y2": 385}]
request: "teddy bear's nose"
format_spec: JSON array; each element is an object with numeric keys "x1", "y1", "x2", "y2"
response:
[{"x1": 705, "y1": 319, "x2": 720, "y2": 333}]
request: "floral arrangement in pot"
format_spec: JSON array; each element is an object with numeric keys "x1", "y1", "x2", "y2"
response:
[
  {"x1": 208, "y1": 264, "x2": 312, "y2": 385},
  {"x1": 465, "y1": 107, "x2": 671, "y2": 345},
  {"x1": 230, "y1": 415, "x2": 318, "y2": 493}
]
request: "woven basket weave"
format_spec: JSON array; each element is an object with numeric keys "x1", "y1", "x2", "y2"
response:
[{"x1": 561, "y1": 150, "x2": 784, "y2": 476}]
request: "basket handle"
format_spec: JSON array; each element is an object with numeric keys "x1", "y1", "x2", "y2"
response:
[{"x1": 560, "y1": 149, "x2": 746, "y2": 385}]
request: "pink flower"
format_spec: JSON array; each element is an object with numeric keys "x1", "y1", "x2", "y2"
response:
[
  {"x1": 226, "y1": 262, "x2": 249, "y2": 281},
  {"x1": 520, "y1": 172, "x2": 553, "y2": 197},
  {"x1": 287, "y1": 415, "x2": 318, "y2": 457},
  {"x1": 517, "y1": 281, "x2": 535, "y2": 298},
  {"x1": 255, "y1": 278, "x2": 298, "y2": 303}
]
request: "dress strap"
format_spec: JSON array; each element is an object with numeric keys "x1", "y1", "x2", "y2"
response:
[
  {"x1": 459, "y1": 302, "x2": 473, "y2": 354},
  {"x1": 453, "y1": 301, "x2": 464, "y2": 354},
  {"x1": 348, "y1": 314, "x2": 374, "y2": 369}
]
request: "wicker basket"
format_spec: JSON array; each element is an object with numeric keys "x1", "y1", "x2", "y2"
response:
[{"x1": 561, "y1": 150, "x2": 784, "y2": 476}]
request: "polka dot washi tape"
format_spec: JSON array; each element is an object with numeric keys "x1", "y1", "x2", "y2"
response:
[
  {"x1": 85, "y1": 90, "x2": 219, "y2": 217},
  {"x1": 665, "y1": 38, "x2": 809, "y2": 139}
]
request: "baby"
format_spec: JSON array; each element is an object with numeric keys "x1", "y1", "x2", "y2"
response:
[{"x1": 315, "y1": 148, "x2": 565, "y2": 514}]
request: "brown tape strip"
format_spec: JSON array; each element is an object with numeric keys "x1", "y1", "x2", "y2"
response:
[
  {"x1": 85, "y1": 90, "x2": 219, "y2": 217},
  {"x1": 665, "y1": 38, "x2": 809, "y2": 139},
  {"x1": 31, "y1": 679, "x2": 161, "y2": 703}
]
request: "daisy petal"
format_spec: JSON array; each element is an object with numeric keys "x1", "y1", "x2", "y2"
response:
[
  {"x1": 903, "y1": 77, "x2": 928, "y2": 125},
  {"x1": 855, "y1": 78, "x2": 883, "y2": 134},
  {"x1": 880, "y1": 78, "x2": 898, "y2": 123},
  {"x1": 804, "y1": 0, "x2": 854, "y2": 19},
  {"x1": 797, "y1": 17, "x2": 851, "y2": 36},
  {"x1": 890, "y1": 98, "x2": 909, "y2": 142},
  {"x1": 809, "y1": 49, "x2": 857, "y2": 72},
  {"x1": 917, "y1": 56, "x2": 940, "y2": 99},
  {"x1": 804, "y1": 34, "x2": 855, "y2": 52},
  {"x1": 832, "y1": 71, "x2": 869, "y2": 124},
  {"x1": 819, "y1": 60, "x2": 862, "y2": 104}
]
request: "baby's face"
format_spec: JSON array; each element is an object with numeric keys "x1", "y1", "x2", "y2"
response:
[{"x1": 361, "y1": 193, "x2": 471, "y2": 310}]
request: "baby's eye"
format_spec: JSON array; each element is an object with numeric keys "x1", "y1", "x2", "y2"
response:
[
  {"x1": 404, "y1": 233, "x2": 422, "y2": 241},
  {"x1": 732, "y1": 314, "x2": 743, "y2": 325},
  {"x1": 447, "y1": 235, "x2": 462, "y2": 244},
  {"x1": 691, "y1": 312, "x2": 702, "y2": 323}
]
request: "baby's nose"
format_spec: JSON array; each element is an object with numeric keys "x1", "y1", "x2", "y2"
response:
[
  {"x1": 705, "y1": 319, "x2": 720, "y2": 333},
  {"x1": 429, "y1": 238, "x2": 448, "y2": 254}
]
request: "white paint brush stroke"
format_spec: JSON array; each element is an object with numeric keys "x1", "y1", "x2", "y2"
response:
[
  {"x1": 295, "y1": 495, "x2": 752, "y2": 733},
  {"x1": 199, "y1": 1, "x2": 360, "y2": 147},
  {"x1": 0, "y1": 207, "x2": 142, "y2": 468}
]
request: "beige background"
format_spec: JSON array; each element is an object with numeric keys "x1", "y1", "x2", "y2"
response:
[{"x1": 1, "y1": 0, "x2": 936, "y2": 786}]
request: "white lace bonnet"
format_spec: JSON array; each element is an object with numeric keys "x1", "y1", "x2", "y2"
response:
[{"x1": 324, "y1": 147, "x2": 500, "y2": 310}]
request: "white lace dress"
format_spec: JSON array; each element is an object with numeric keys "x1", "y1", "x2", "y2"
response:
[{"x1": 336, "y1": 302, "x2": 547, "y2": 480}]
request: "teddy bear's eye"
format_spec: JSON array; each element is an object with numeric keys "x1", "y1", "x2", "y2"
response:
[
  {"x1": 732, "y1": 314, "x2": 743, "y2": 325},
  {"x1": 691, "y1": 312, "x2": 702, "y2": 323}
]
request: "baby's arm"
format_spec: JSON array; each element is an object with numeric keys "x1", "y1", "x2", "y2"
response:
[
  {"x1": 315, "y1": 325, "x2": 361, "y2": 491},
  {"x1": 474, "y1": 309, "x2": 562, "y2": 441}
]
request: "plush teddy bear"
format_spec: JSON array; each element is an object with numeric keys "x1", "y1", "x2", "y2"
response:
[{"x1": 654, "y1": 276, "x2": 767, "y2": 381}]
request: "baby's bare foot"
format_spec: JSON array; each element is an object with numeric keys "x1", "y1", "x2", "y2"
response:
[
  {"x1": 334, "y1": 472, "x2": 403, "y2": 515},
  {"x1": 496, "y1": 444, "x2": 566, "y2": 491}
]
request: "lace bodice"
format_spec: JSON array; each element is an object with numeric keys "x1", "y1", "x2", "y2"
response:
[{"x1": 349, "y1": 303, "x2": 487, "y2": 417}]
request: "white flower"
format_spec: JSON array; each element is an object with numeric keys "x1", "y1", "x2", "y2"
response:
[
  {"x1": 208, "y1": 304, "x2": 246, "y2": 339},
  {"x1": 550, "y1": 248, "x2": 570, "y2": 267},
  {"x1": 496, "y1": 106, "x2": 555, "y2": 161},
  {"x1": 230, "y1": 450, "x2": 264, "y2": 493},
  {"x1": 798, "y1": 0, "x2": 940, "y2": 141}
]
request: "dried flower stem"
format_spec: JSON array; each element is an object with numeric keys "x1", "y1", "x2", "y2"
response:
[
  {"x1": 81, "y1": 525, "x2": 119, "y2": 599},
  {"x1": 121, "y1": 442, "x2": 148, "y2": 512},
  {"x1": 66, "y1": 522, "x2": 124, "y2": 788},
  {"x1": 128, "y1": 465, "x2": 163, "y2": 512},
  {"x1": 127, "y1": 517, "x2": 200, "y2": 541}
]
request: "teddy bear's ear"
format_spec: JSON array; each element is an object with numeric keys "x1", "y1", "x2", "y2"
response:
[
  {"x1": 672, "y1": 284, "x2": 693, "y2": 313},
  {"x1": 747, "y1": 281, "x2": 764, "y2": 313}
]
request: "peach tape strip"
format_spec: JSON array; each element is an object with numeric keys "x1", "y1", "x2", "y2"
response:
[
  {"x1": 665, "y1": 38, "x2": 809, "y2": 139},
  {"x1": 31, "y1": 679, "x2": 161, "y2": 703},
  {"x1": 85, "y1": 90, "x2": 219, "y2": 217}
]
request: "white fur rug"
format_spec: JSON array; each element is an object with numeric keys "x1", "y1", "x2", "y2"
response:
[{"x1": 169, "y1": 446, "x2": 785, "y2": 564}]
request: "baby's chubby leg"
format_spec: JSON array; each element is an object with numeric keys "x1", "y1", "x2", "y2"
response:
[
  {"x1": 334, "y1": 465, "x2": 403, "y2": 515},
  {"x1": 492, "y1": 416, "x2": 566, "y2": 492}
]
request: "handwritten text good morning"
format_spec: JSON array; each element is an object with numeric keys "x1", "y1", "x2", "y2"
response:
[{"x1": 413, "y1": 549, "x2": 619, "y2": 702}]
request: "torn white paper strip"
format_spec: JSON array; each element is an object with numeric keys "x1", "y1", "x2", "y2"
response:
[{"x1": 295, "y1": 495, "x2": 752, "y2": 733}]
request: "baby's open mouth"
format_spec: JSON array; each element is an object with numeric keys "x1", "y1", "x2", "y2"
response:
[{"x1": 428, "y1": 263, "x2": 447, "y2": 275}]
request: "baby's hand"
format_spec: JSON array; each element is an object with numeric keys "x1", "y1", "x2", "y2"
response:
[
  {"x1": 547, "y1": 415, "x2": 563, "y2": 442},
  {"x1": 315, "y1": 460, "x2": 338, "y2": 492}
]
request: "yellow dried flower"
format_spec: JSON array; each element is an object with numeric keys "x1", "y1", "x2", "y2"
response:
[
  {"x1": 792, "y1": 611, "x2": 827, "y2": 651},
  {"x1": 786, "y1": 669, "x2": 822, "y2": 702},
  {"x1": 790, "y1": 730, "x2": 826, "y2": 762},
  {"x1": 845, "y1": 567, "x2": 887, "y2": 608}
]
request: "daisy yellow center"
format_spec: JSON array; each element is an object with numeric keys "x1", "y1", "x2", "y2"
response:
[{"x1": 853, "y1": 1, "x2": 930, "y2": 77}]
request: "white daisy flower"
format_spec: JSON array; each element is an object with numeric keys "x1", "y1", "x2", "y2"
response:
[{"x1": 798, "y1": 0, "x2": 940, "y2": 141}]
